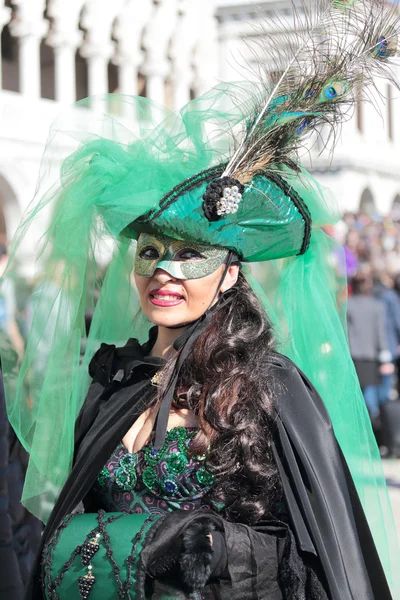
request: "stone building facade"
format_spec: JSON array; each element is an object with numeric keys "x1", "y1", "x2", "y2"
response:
[
  {"x1": 0, "y1": 0, "x2": 219, "y2": 247},
  {"x1": 0, "y1": 0, "x2": 399, "y2": 250}
]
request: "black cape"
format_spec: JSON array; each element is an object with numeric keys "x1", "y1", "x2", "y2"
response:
[{"x1": 26, "y1": 332, "x2": 392, "y2": 599}]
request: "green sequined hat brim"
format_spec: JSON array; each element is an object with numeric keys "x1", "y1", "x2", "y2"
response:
[{"x1": 125, "y1": 165, "x2": 312, "y2": 262}]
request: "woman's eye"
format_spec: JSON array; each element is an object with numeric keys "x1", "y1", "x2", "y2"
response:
[
  {"x1": 139, "y1": 247, "x2": 159, "y2": 260},
  {"x1": 175, "y1": 249, "x2": 204, "y2": 260}
]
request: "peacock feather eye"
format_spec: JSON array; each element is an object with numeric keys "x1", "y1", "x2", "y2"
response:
[
  {"x1": 325, "y1": 85, "x2": 338, "y2": 100},
  {"x1": 375, "y1": 32, "x2": 398, "y2": 58},
  {"x1": 296, "y1": 117, "x2": 309, "y2": 135},
  {"x1": 321, "y1": 81, "x2": 346, "y2": 102}
]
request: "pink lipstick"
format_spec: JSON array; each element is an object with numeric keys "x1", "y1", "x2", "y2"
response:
[{"x1": 149, "y1": 289, "x2": 184, "y2": 307}]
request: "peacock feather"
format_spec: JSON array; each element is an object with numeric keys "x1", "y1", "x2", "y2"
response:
[{"x1": 221, "y1": 0, "x2": 400, "y2": 183}]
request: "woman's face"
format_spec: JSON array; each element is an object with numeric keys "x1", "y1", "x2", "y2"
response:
[{"x1": 133, "y1": 233, "x2": 239, "y2": 328}]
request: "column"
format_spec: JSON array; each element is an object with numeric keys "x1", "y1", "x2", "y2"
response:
[
  {"x1": 142, "y1": 0, "x2": 178, "y2": 106},
  {"x1": 145, "y1": 59, "x2": 170, "y2": 105},
  {"x1": 79, "y1": 0, "x2": 123, "y2": 98},
  {"x1": 0, "y1": 3, "x2": 11, "y2": 88},
  {"x1": 80, "y1": 45, "x2": 112, "y2": 97},
  {"x1": 46, "y1": 0, "x2": 85, "y2": 104},
  {"x1": 172, "y1": 68, "x2": 192, "y2": 110},
  {"x1": 116, "y1": 61, "x2": 137, "y2": 96},
  {"x1": 113, "y1": 0, "x2": 152, "y2": 97},
  {"x1": 170, "y1": 0, "x2": 197, "y2": 110},
  {"x1": 192, "y1": 0, "x2": 219, "y2": 96},
  {"x1": 9, "y1": 0, "x2": 48, "y2": 98},
  {"x1": 53, "y1": 44, "x2": 77, "y2": 105}
]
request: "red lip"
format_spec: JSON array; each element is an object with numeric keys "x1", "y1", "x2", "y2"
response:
[
  {"x1": 149, "y1": 289, "x2": 183, "y2": 297},
  {"x1": 149, "y1": 288, "x2": 185, "y2": 307}
]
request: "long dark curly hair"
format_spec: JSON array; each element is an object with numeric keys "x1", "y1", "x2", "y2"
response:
[{"x1": 159, "y1": 270, "x2": 282, "y2": 524}]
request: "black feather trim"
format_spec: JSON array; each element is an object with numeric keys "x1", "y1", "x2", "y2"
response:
[{"x1": 179, "y1": 518, "x2": 216, "y2": 591}]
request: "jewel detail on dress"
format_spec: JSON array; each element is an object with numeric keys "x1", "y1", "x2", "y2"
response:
[
  {"x1": 161, "y1": 476, "x2": 179, "y2": 494},
  {"x1": 96, "y1": 427, "x2": 214, "y2": 497},
  {"x1": 78, "y1": 572, "x2": 95, "y2": 599},
  {"x1": 166, "y1": 426, "x2": 188, "y2": 441},
  {"x1": 81, "y1": 534, "x2": 100, "y2": 566},
  {"x1": 114, "y1": 466, "x2": 137, "y2": 491},
  {"x1": 97, "y1": 467, "x2": 110, "y2": 487},
  {"x1": 166, "y1": 451, "x2": 187, "y2": 475},
  {"x1": 196, "y1": 465, "x2": 215, "y2": 486},
  {"x1": 142, "y1": 466, "x2": 158, "y2": 490},
  {"x1": 144, "y1": 442, "x2": 167, "y2": 466}
]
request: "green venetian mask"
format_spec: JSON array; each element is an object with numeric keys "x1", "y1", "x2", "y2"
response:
[{"x1": 134, "y1": 233, "x2": 229, "y2": 279}]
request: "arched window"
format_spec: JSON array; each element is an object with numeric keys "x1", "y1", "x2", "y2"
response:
[
  {"x1": 359, "y1": 188, "x2": 375, "y2": 215},
  {"x1": 40, "y1": 40, "x2": 55, "y2": 100},
  {"x1": 0, "y1": 174, "x2": 18, "y2": 244},
  {"x1": 1, "y1": 23, "x2": 19, "y2": 92},
  {"x1": 75, "y1": 8, "x2": 88, "y2": 101},
  {"x1": 392, "y1": 194, "x2": 400, "y2": 221}
]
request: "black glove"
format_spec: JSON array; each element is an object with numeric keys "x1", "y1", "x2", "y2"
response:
[{"x1": 146, "y1": 514, "x2": 227, "y2": 593}]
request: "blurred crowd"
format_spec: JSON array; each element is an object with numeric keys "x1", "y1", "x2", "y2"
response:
[{"x1": 331, "y1": 211, "x2": 400, "y2": 457}]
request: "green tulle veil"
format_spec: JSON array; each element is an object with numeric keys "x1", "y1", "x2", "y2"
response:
[{"x1": 1, "y1": 90, "x2": 399, "y2": 594}]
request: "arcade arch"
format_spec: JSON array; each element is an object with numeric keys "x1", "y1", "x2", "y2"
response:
[
  {"x1": 0, "y1": 174, "x2": 21, "y2": 245},
  {"x1": 359, "y1": 188, "x2": 376, "y2": 216}
]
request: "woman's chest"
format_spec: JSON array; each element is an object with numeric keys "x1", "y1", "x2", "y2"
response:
[
  {"x1": 91, "y1": 427, "x2": 216, "y2": 515},
  {"x1": 122, "y1": 404, "x2": 199, "y2": 454}
]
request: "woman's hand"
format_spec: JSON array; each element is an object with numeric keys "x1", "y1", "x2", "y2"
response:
[
  {"x1": 178, "y1": 520, "x2": 215, "y2": 591},
  {"x1": 146, "y1": 517, "x2": 216, "y2": 593}
]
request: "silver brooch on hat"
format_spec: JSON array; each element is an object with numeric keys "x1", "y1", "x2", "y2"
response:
[
  {"x1": 216, "y1": 185, "x2": 242, "y2": 216},
  {"x1": 202, "y1": 176, "x2": 244, "y2": 222}
]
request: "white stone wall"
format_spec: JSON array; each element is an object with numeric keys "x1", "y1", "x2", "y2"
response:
[
  {"x1": 0, "y1": 0, "x2": 219, "y2": 245},
  {"x1": 0, "y1": 0, "x2": 399, "y2": 249}
]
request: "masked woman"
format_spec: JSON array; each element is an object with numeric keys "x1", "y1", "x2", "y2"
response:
[{"x1": 2, "y1": 1, "x2": 400, "y2": 599}]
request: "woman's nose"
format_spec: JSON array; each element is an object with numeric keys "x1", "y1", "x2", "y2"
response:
[{"x1": 152, "y1": 268, "x2": 178, "y2": 284}]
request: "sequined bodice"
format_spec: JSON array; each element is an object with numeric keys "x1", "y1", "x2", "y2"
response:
[{"x1": 91, "y1": 427, "x2": 217, "y2": 516}]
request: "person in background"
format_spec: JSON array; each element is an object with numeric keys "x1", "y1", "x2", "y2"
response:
[
  {"x1": 373, "y1": 272, "x2": 400, "y2": 406},
  {"x1": 0, "y1": 245, "x2": 25, "y2": 361},
  {"x1": 343, "y1": 230, "x2": 360, "y2": 278},
  {"x1": 392, "y1": 273, "x2": 400, "y2": 395},
  {"x1": 0, "y1": 361, "x2": 23, "y2": 600},
  {"x1": 347, "y1": 272, "x2": 393, "y2": 427},
  {"x1": 0, "y1": 335, "x2": 42, "y2": 599}
]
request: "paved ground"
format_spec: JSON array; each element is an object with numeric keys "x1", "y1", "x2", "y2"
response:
[{"x1": 382, "y1": 458, "x2": 400, "y2": 542}]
